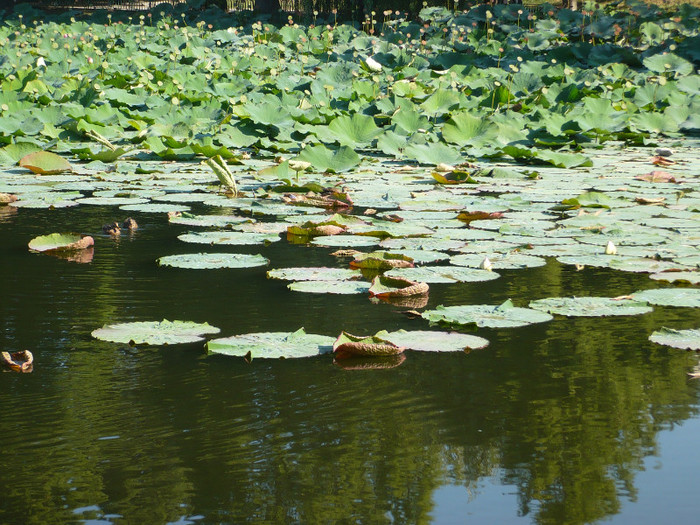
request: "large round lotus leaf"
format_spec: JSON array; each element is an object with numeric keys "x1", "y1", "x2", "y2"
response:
[
  {"x1": 267, "y1": 267, "x2": 362, "y2": 281},
  {"x1": 422, "y1": 300, "x2": 552, "y2": 328},
  {"x1": 452, "y1": 241, "x2": 521, "y2": 254},
  {"x1": 310, "y1": 235, "x2": 379, "y2": 247},
  {"x1": 92, "y1": 320, "x2": 220, "y2": 345},
  {"x1": 78, "y1": 197, "x2": 149, "y2": 206},
  {"x1": 178, "y1": 231, "x2": 280, "y2": 245},
  {"x1": 28, "y1": 233, "x2": 93, "y2": 252},
  {"x1": 19, "y1": 151, "x2": 72, "y2": 174},
  {"x1": 386, "y1": 249, "x2": 449, "y2": 264},
  {"x1": 233, "y1": 221, "x2": 293, "y2": 234},
  {"x1": 153, "y1": 193, "x2": 218, "y2": 203},
  {"x1": 632, "y1": 288, "x2": 700, "y2": 308},
  {"x1": 450, "y1": 253, "x2": 546, "y2": 270},
  {"x1": 385, "y1": 266, "x2": 500, "y2": 284},
  {"x1": 650, "y1": 272, "x2": 700, "y2": 285},
  {"x1": 649, "y1": 327, "x2": 700, "y2": 350},
  {"x1": 10, "y1": 198, "x2": 81, "y2": 209},
  {"x1": 529, "y1": 296, "x2": 653, "y2": 317},
  {"x1": 157, "y1": 253, "x2": 269, "y2": 269},
  {"x1": 379, "y1": 237, "x2": 465, "y2": 252},
  {"x1": 120, "y1": 203, "x2": 191, "y2": 213},
  {"x1": 288, "y1": 280, "x2": 371, "y2": 294},
  {"x1": 381, "y1": 329, "x2": 489, "y2": 352},
  {"x1": 206, "y1": 328, "x2": 334, "y2": 359},
  {"x1": 168, "y1": 213, "x2": 250, "y2": 227}
]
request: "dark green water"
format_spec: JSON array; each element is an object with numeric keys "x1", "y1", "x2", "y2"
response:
[{"x1": 1, "y1": 204, "x2": 699, "y2": 525}]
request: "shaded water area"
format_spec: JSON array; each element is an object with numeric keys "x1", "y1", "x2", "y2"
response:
[{"x1": 1, "y1": 202, "x2": 700, "y2": 524}]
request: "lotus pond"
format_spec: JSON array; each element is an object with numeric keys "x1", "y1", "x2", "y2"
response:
[{"x1": 2, "y1": 1, "x2": 700, "y2": 524}]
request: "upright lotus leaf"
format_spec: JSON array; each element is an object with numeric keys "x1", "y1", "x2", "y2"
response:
[
  {"x1": 92, "y1": 320, "x2": 220, "y2": 345},
  {"x1": 207, "y1": 328, "x2": 335, "y2": 359},
  {"x1": 369, "y1": 275, "x2": 429, "y2": 298},
  {"x1": 380, "y1": 329, "x2": 489, "y2": 352},
  {"x1": 422, "y1": 299, "x2": 553, "y2": 329},
  {"x1": 326, "y1": 114, "x2": 381, "y2": 147},
  {"x1": 28, "y1": 233, "x2": 94, "y2": 253},
  {"x1": 157, "y1": 253, "x2": 269, "y2": 270},
  {"x1": 19, "y1": 151, "x2": 72, "y2": 174},
  {"x1": 350, "y1": 251, "x2": 414, "y2": 270},
  {"x1": 649, "y1": 327, "x2": 700, "y2": 350},
  {"x1": 529, "y1": 296, "x2": 653, "y2": 317},
  {"x1": 442, "y1": 111, "x2": 498, "y2": 147},
  {"x1": 431, "y1": 169, "x2": 477, "y2": 185},
  {"x1": 295, "y1": 145, "x2": 360, "y2": 173},
  {"x1": 632, "y1": 288, "x2": 700, "y2": 308},
  {"x1": 333, "y1": 331, "x2": 405, "y2": 359},
  {"x1": 204, "y1": 155, "x2": 237, "y2": 196},
  {"x1": 403, "y1": 143, "x2": 464, "y2": 166}
]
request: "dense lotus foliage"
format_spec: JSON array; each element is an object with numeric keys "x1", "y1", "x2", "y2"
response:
[{"x1": 0, "y1": 1, "x2": 698, "y2": 166}]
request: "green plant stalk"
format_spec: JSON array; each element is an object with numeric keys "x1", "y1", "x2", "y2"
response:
[{"x1": 205, "y1": 155, "x2": 237, "y2": 196}]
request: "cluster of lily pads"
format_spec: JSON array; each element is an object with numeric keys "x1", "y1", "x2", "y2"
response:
[{"x1": 1, "y1": 1, "x2": 699, "y2": 361}]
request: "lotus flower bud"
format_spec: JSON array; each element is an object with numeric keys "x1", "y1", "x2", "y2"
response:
[
  {"x1": 605, "y1": 241, "x2": 617, "y2": 255},
  {"x1": 364, "y1": 56, "x2": 382, "y2": 72},
  {"x1": 480, "y1": 257, "x2": 493, "y2": 271}
]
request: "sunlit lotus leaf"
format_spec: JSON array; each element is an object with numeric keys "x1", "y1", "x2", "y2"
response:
[
  {"x1": 380, "y1": 329, "x2": 489, "y2": 352},
  {"x1": 529, "y1": 296, "x2": 653, "y2": 317},
  {"x1": 386, "y1": 249, "x2": 449, "y2": 264},
  {"x1": 0, "y1": 142, "x2": 42, "y2": 165},
  {"x1": 450, "y1": 253, "x2": 546, "y2": 269},
  {"x1": 71, "y1": 146, "x2": 131, "y2": 162},
  {"x1": 403, "y1": 143, "x2": 464, "y2": 166},
  {"x1": 333, "y1": 331, "x2": 405, "y2": 359},
  {"x1": 153, "y1": 193, "x2": 219, "y2": 203},
  {"x1": 386, "y1": 266, "x2": 500, "y2": 284},
  {"x1": 168, "y1": 212, "x2": 250, "y2": 227},
  {"x1": 422, "y1": 300, "x2": 553, "y2": 328},
  {"x1": 92, "y1": 319, "x2": 220, "y2": 345},
  {"x1": 643, "y1": 53, "x2": 694, "y2": 76},
  {"x1": 267, "y1": 267, "x2": 362, "y2": 281},
  {"x1": 649, "y1": 327, "x2": 700, "y2": 351},
  {"x1": 233, "y1": 222, "x2": 293, "y2": 235},
  {"x1": 19, "y1": 151, "x2": 72, "y2": 174},
  {"x1": 350, "y1": 251, "x2": 414, "y2": 270},
  {"x1": 120, "y1": 203, "x2": 190, "y2": 213},
  {"x1": 327, "y1": 114, "x2": 381, "y2": 147},
  {"x1": 632, "y1": 288, "x2": 700, "y2": 308},
  {"x1": 78, "y1": 197, "x2": 149, "y2": 206},
  {"x1": 295, "y1": 145, "x2": 360, "y2": 173},
  {"x1": 310, "y1": 235, "x2": 380, "y2": 248},
  {"x1": 348, "y1": 221, "x2": 435, "y2": 239},
  {"x1": 369, "y1": 275, "x2": 428, "y2": 297},
  {"x1": 157, "y1": 253, "x2": 269, "y2": 269},
  {"x1": 288, "y1": 280, "x2": 371, "y2": 294},
  {"x1": 178, "y1": 231, "x2": 280, "y2": 245},
  {"x1": 28, "y1": 232, "x2": 94, "y2": 252},
  {"x1": 431, "y1": 169, "x2": 477, "y2": 185},
  {"x1": 650, "y1": 272, "x2": 700, "y2": 285},
  {"x1": 379, "y1": 237, "x2": 465, "y2": 252},
  {"x1": 207, "y1": 328, "x2": 334, "y2": 359}
]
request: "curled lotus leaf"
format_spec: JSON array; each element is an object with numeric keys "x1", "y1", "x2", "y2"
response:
[
  {"x1": 349, "y1": 251, "x2": 414, "y2": 270},
  {"x1": 380, "y1": 329, "x2": 489, "y2": 352},
  {"x1": 333, "y1": 331, "x2": 405, "y2": 359},
  {"x1": 631, "y1": 288, "x2": 700, "y2": 308},
  {"x1": 19, "y1": 151, "x2": 72, "y2": 174},
  {"x1": 422, "y1": 299, "x2": 553, "y2": 329},
  {"x1": 28, "y1": 233, "x2": 94, "y2": 253},
  {"x1": 206, "y1": 328, "x2": 335, "y2": 359},
  {"x1": 92, "y1": 319, "x2": 220, "y2": 345},
  {"x1": 369, "y1": 275, "x2": 429, "y2": 298},
  {"x1": 529, "y1": 296, "x2": 653, "y2": 317},
  {"x1": 157, "y1": 253, "x2": 269, "y2": 269},
  {"x1": 267, "y1": 267, "x2": 362, "y2": 281},
  {"x1": 649, "y1": 327, "x2": 700, "y2": 351}
]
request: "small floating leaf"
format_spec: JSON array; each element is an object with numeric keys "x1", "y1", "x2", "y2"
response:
[
  {"x1": 333, "y1": 331, "x2": 405, "y2": 359},
  {"x1": 529, "y1": 296, "x2": 653, "y2": 317},
  {"x1": 178, "y1": 231, "x2": 280, "y2": 245},
  {"x1": 28, "y1": 233, "x2": 94, "y2": 253},
  {"x1": 380, "y1": 329, "x2": 489, "y2": 352},
  {"x1": 649, "y1": 327, "x2": 700, "y2": 351},
  {"x1": 157, "y1": 253, "x2": 269, "y2": 269},
  {"x1": 207, "y1": 328, "x2": 334, "y2": 359},
  {"x1": 288, "y1": 280, "x2": 371, "y2": 294},
  {"x1": 422, "y1": 299, "x2": 552, "y2": 328},
  {"x1": 267, "y1": 267, "x2": 362, "y2": 281},
  {"x1": 92, "y1": 320, "x2": 220, "y2": 345},
  {"x1": 632, "y1": 288, "x2": 700, "y2": 308},
  {"x1": 19, "y1": 151, "x2": 72, "y2": 174},
  {"x1": 385, "y1": 266, "x2": 500, "y2": 284}
]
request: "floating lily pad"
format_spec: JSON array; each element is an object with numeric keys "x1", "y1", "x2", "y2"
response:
[
  {"x1": 310, "y1": 234, "x2": 380, "y2": 248},
  {"x1": 333, "y1": 331, "x2": 405, "y2": 358},
  {"x1": 450, "y1": 253, "x2": 546, "y2": 270},
  {"x1": 92, "y1": 319, "x2": 220, "y2": 345},
  {"x1": 380, "y1": 329, "x2": 489, "y2": 352},
  {"x1": 350, "y1": 251, "x2": 414, "y2": 270},
  {"x1": 28, "y1": 233, "x2": 94, "y2": 253},
  {"x1": 288, "y1": 280, "x2": 371, "y2": 294},
  {"x1": 385, "y1": 266, "x2": 500, "y2": 283},
  {"x1": 650, "y1": 272, "x2": 700, "y2": 285},
  {"x1": 649, "y1": 327, "x2": 700, "y2": 350},
  {"x1": 178, "y1": 231, "x2": 280, "y2": 245},
  {"x1": 19, "y1": 151, "x2": 72, "y2": 174},
  {"x1": 632, "y1": 288, "x2": 700, "y2": 308},
  {"x1": 422, "y1": 299, "x2": 552, "y2": 328},
  {"x1": 267, "y1": 267, "x2": 362, "y2": 281},
  {"x1": 529, "y1": 296, "x2": 653, "y2": 317},
  {"x1": 206, "y1": 328, "x2": 334, "y2": 359},
  {"x1": 168, "y1": 212, "x2": 250, "y2": 227},
  {"x1": 120, "y1": 203, "x2": 190, "y2": 213},
  {"x1": 157, "y1": 253, "x2": 269, "y2": 269}
]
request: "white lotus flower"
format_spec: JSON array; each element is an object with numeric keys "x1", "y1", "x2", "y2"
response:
[
  {"x1": 364, "y1": 56, "x2": 382, "y2": 72},
  {"x1": 480, "y1": 257, "x2": 493, "y2": 271},
  {"x1": 36, "y1": 56, "x2": 46, "y2": 68},
  {"x1": 605, "y1": 241, "x2": 617, "y2": 255}
]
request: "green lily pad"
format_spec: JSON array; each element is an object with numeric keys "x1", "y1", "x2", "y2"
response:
[
  {"x1": 92, "y1": 319, "x2": 220, "y2": 345},
  {"x1": 450, "y1": 253, "x2": 546, "y2": 270},
  {"x1": 422, "y1": 299, "x2": 552, "y2": 329},
  {"x1": 632, "y1": 288, "x2": 700, "y2": 308},
  {"x1": 168, "y1": 212, "x2": 250, "y2": 227},
  {"x1": 157, "y1": 253, "x2": 269, "y2": 269},
  {"x1": 333, "y1": 331, "x2": 405, "y2": 358},
  {"x1": 649, "y1": 327, "x2": 700, "y2": 351},
  {"x1": 288, "y1": 280, "x2": 371, "y2": 294},
  {"x1": 206, "y1": 328, "x2": 335, "y2": 359},
  {"x1": 178, "y1": 231, "x2": 280, "y2": 245},
  {"x1": 120, "y1": 203, "x2": 191, "y2": 214},
  {"x1": 267, "y1": 267, "x2": 362, "y2": 281},
  {"x1": 380, "y1": 329, "x2": 489, "y2": 352},
  {"x1": 19, "y1": 151, "x2": 72, "y2": 174},
  {"x1": 310, "y1": 235, "x2": 380, "y2": 248},
  {"x1": 385, "y1": 266, "x2": 500, "y2": 284},
  {"x1": 529, "y1": 296, "x2": 653, "y2": 317},
  {"x1": 28, "y1": 233, "x2": 94, "y2": 253},
  {"x1": 650, "y1": 272, "x2": 700, "y2": 285}
]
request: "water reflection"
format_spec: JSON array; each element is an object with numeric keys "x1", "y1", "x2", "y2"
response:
[{"x1": 1, "y1": 207, "x2": 699, "y2": 524}]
